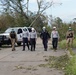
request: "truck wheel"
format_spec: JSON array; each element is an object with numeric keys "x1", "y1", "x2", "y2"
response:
[
  {"x1": 17, "y1": 42, "x2": 21, "y2": 46},
  {"x1": 0, "y1": 44, "x2": 2, "y2": 47}
]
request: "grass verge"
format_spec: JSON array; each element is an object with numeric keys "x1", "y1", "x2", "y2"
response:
[{"x1": 65, "y1": 55, "x2": 76, "y2": 75}]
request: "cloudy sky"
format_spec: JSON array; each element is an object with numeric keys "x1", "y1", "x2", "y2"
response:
[{"x1": 27, "y1": 0, "x2": 76, "y2": 22}]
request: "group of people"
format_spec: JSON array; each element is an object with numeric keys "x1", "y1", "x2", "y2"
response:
[
  {"x1": 10, "y1": 28, "x2": 37, "y2": 51},
  {"x1": 40, "y1": 26, "x2": 59, "y2": 51},
  {"x1": 9, "y1": 26, "x2": 74, "y2": 51},
  {"x1": 22, "y1": 28, "x2": 37, "y2": 51}
]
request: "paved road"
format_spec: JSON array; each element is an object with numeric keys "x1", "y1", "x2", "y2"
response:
[{"x1": 0, "y1": 38, "x2": 67, "y2": 75}]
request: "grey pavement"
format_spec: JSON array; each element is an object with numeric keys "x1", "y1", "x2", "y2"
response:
[{"x1": 0, "y1": 38, "x2": 68, "y2": 75}]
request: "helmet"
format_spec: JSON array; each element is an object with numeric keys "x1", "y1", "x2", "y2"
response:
[
  {"x1": 69, "y1": 27, "x2": 71, "y2": 29},
  {"x1": 53, "y1": 26, "x2": 56, "y2": 29},
  {"x1": 43, "y1": 26, "x2": 46, "y2": 29},
  {"x1": 32, "y1": 28, "x2": 35, "y2": 31}
]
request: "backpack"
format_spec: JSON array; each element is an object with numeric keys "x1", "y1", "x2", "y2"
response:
[{"x1": 10, "y1": 31, "x2": 16, "y2": 38}]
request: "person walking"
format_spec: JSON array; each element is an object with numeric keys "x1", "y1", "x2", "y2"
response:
[
  {"x1": 30, "y1": 28, "x2": 37, "y2": 51},
  {"x1": 22, "y1": 28, "x2": 29, "y2": 51},
  {"x1": 66, "y1": 27, "x2": 74, "y2": 50},
  {"x1": 10, "y1": 29, "x2": 17, "y2": 51},
  {"x1": 40, "y1": 27, "x2": 50, "y2": 51},
  {"x1": 51, "y1": 26, "x2": 59, "y2": 51}
]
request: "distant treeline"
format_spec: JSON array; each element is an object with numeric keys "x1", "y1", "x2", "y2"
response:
[{"x1": 0, "y1": 13, "x2": 76, "y2": 40}]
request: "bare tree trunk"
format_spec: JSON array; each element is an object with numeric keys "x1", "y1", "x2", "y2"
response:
[
  {"x1": 27, "y1": 0, "x2": 29, "y2": 16},
  {"x1": 29, "y1": 0, "x2": 53, "y2": 27}
]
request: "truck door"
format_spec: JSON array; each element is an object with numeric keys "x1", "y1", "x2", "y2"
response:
[{"x1": 17, "y1": 28, "x2": 23, "y2": 42}]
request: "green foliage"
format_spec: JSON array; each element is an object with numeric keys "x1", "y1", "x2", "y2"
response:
[
  {"x1": 59, "y1": 39, "x2": 76, "y2": 49},
  {"x1": 0, "y1": 11, "x2": 76, "y2": 36},
  {"x1": 52, "y1": 17, "x2": 63, "y2": 28},
  {"x1": 58, "y1": 24, "x2": 69, "y2": 40},
  {"x1": 59, "y1": 40, "x2": 66, "y2": 49},
  {"x1": 65, "y1": 55, "x2": 76, "y2": 75},
  {"x1": 33, "y1": 15, "x2": 48, "y2": 33},
  {"x1": 46, "y1": 25, "x2": 51, "y2": 34},
  {"x1": 15, "y1": 16, "x2": 29, "y2": 27},
  {"x1": 72, "y1": 39, "x2": 76, "y2": 48}
]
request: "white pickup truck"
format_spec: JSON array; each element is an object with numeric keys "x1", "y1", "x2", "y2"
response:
[{"x1": 0, "y1": 27, "x2": 28, "y2": 46}]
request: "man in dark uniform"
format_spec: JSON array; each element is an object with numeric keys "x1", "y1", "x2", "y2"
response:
[
  {"x1": 10, "y1": 29, "x2": 17, "y2": 51},
  {"x1": 40, "y1": 27, "x2": 50, "y2": 51}
]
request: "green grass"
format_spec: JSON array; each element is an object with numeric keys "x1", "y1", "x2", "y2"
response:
[
  {"x1": 39, "y1": 54, "x2": 76, "y2": 75},
  {"x1": 59, "y1": 39, "x2": 76, "y2": 75},
  {"x1": 59, "y1": 39, "x2": 76, "y2": 49},
  {"x1": 65, "y1": 55, "x2": 76, "y2": 75},
  {"x1": 59, "y1": 40, "x2": 66, "y2": 49},
  {"x1": 72, "y1": 39, "x2": 76, "y2": 48}
]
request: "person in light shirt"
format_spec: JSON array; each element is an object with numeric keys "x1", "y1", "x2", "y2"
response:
[
  {"x1": 51, "y1": 26, "x2": 59, "y2": 51},
  {"x1": 22, "y1": 28, "x2": 29, "y2": 51},
  {"x1": 30, "y1": 28, "x2": 37, "y2": 51}
]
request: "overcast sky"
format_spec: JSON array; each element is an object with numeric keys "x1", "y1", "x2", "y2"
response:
[{"x1": 27, "y1": 0, "x2": 76, "y2": 22}]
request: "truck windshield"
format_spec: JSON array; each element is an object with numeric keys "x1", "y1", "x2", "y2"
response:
[{"x1": 5, "y1": 28, "x2": 17, "y2": 33}]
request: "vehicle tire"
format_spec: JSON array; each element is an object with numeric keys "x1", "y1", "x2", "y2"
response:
[
  {"x1": 17, "y1": 42, "x2": 21, "y2": 46},
  {"x1": 0, "y1": 44, "x2": 2, "y2": 47}
]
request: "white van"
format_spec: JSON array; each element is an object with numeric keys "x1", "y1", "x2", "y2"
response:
[{"x1": 0, "y1": 27, "x2": 28, "y2": 46}]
